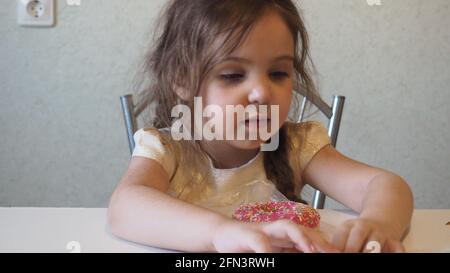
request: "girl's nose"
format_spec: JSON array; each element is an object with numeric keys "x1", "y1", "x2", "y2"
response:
[{"x1": 247, "y1": 76, "x2": 272, "y2": 105}]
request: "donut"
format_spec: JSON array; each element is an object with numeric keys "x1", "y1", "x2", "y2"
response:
[{"x1": 232, "y1": 200, "x2": 320, "y2": 229}]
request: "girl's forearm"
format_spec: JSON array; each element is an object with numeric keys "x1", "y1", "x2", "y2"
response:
[
  {"x1": 359, "y1": 173, "x2": 414, "y2": 239},
  {"x1": 107, "y1": 184, "x2": 229, "y2": 252}
]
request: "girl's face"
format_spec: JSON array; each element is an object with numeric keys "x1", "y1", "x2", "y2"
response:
[{"x1": 199, "y1": 9, "x2": 294, "y2": 151}]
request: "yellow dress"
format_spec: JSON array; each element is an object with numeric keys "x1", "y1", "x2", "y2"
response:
[{"x1": 132, "y1": 121, "x2": 331, "y2": 217}]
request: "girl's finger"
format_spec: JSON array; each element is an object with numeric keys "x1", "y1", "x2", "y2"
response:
[
  {"x1": 281, "y1": 246, "x2": 300, "y2": 253},
  {"x1": 246, "y1": 232, "x2": 273, "y2": 253},
  {"x1": 383, "y1": 239, "x2": 405, "y2": 253},
  {"x1": 286, "y1": 227, "x2": 316, "y2": 253},
  {"x1": 305, "y1": 229, "x2": 340, "y2": 253},
  {"x1": 270, "y1": 238, "x2": 295, "y2": 249},
  {"x1": 344, "y1": 225, "x2": 371, "y2": 253},
  {"x1": 332, "y1": 225, "x2": 351, "y2": 252},
  {"x1": 284, "y1": 223, "x2": 339, "y2": 253},
  {"x1": 267, "y1": 238, "x2": 300, "y2": 253},
  {"x1": 262, "y1": 220, "x2": 314, "y2": 253},
  {"x1": 362, "y1": 232, "x2": 386, "y2": 253}
]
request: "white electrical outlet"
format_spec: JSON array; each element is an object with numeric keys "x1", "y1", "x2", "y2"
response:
[{"x1": 17, "y1": 0, "x2": 55, "y2": 27}]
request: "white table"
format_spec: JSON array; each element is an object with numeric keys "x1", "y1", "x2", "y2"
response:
[{"x1": 0, "y1": 208, "x2": 449, "y2": 253}]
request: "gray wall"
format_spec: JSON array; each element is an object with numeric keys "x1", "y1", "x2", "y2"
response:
[{"x1": 1, "y1": 0, "x2": 449, "y2": 208}]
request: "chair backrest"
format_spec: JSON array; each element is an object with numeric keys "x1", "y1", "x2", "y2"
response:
[
  {"x1": 119, "y1": 94, "x2": 141, "y2": 154},
  {"x1": 295, "y1": 90, "x2": 345, "y2": 209},
  {"x1": 120, "y1": 91, "x2": 345, "y2": 209}
]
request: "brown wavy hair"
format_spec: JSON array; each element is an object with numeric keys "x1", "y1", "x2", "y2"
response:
[{"x1": 133, "y1": 0, "x2": 320, "y2": 202}]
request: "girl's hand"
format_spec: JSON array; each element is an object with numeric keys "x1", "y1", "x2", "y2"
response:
[
  {"x1": 332, "y1": 218, "x2": 405, "y2": 253},
  {"x1": 211, "y1": 219, "x2": 340, "y2": 253}
]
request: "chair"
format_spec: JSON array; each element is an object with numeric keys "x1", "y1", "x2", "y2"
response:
[
  {"x1": 120, "y1": 94, "x2": 145, "y2": 155},
  {"x1": 296, "y1": 90, "x2": 345, "y2": 209},
  {"x1": 120, "y1": 91, "x2": 345, "y2": 209}
]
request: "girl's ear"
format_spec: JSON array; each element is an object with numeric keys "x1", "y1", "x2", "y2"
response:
[{"x1": 174, "y1": 84, "x2": 190, "y2": 102}]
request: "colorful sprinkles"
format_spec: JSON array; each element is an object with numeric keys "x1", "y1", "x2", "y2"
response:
[{"x1": 232, "y1": 200, "x2": 321, "y2": 229}]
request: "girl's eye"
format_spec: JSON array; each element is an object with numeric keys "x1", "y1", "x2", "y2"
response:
[
  {"x1": 220, "y1": 74, "x2": 244, "y2": 83},
  {"x1": 219, "y1": 72, "x2": 289, "y2": 84},
  {"x1": 270, "y1": 71, "x2": 289, "y2": 79}
]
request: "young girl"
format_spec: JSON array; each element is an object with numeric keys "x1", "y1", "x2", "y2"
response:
[{"x1": 108, "y1": 0, "x2": 413, "y2": 253}]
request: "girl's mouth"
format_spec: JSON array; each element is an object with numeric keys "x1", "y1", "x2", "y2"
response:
[{"x1": 244, "y1": 118, "x2": 271, "y2": 128}]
